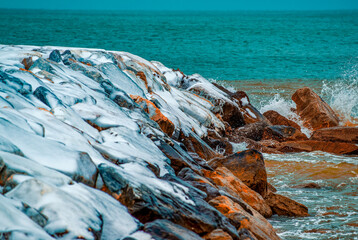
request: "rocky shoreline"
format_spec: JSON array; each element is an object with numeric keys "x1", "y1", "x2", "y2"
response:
[{"x1": 0, "y1": 45, "x2": 356, "y2": 240}]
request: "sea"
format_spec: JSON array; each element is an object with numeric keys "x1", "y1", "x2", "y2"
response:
[{"x1": 1, "y1": 9, "x2": 357, "y2": 239}]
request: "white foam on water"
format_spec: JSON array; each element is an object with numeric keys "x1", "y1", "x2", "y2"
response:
[
  {"x1": 259, "y1": 93, "x2": 312, "y2": 136},
  {"x1": 320, "y1": 62, "x2": 358, "y2": 125}
]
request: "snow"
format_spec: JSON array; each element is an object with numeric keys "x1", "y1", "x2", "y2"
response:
[{"x1": 0, "y1": 44, "x2": 237, "y2": 238}]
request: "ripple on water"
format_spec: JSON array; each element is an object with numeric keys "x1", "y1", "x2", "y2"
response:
[{"x1": 265, "y1": 152, "x2": 358, "y2": 240}]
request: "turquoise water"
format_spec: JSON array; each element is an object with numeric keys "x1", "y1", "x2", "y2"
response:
[
  {"x1": 1, "y1": 9, "x2": 358, "y2": 239},
  {"x1": 1, "y1": 9, "x2": 358, "y2": 80}
]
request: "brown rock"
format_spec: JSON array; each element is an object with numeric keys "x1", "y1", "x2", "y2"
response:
[
  {"x1": 209, "y1": 196, "x2": 280, "y2": 240},
  {"x1": 292, "y1": 87, "x2": 339, "y2": 130},
  {"x1": 277, "y1": 140, "x2": 358, "y2": 155},
  {"x1": 262, "y1": 125, "x2": 308, "y2": 142},
  {"x1": 293, "y1": 182, "x2": 321, "y2": 189},
  {"x1": 189, "y1": 85, "x2": 245, "y2": 128},
  {"x1": 208, "y1": 149, "x2": 268, "y2": 197},
  {"x1": 179, "y1": 131, "x2": 219, "y2": 161},
  {"x1": 203, "y1": 167, "x2": 272, "y2": 218},
  {"x1": 263, "y1": 110, "x2": 301, "y2": 131},
  {"x1": 265, "y1": 191, "x2": 309, "y2": 217},
  {"x1": 230, "y1": 121, "x2": 269, "y2": 141},
  {"x1": 203, "y1": 229, "x2": 233, "y2": 240},
  {"x1": 131, "y1": 95, "x2": 174, "y2": 137},
  {"x1": 204, "y1": 136, "x2": 233, "y2": 156},
  {"x1": 232, "y1": 91, "x2": 268, "y2": 125},
  {"x1": 310, "y1": 126, "x2": 358, "y2": 143},
  {"x1": 21, "y1": 57, "x2": 34, "y2": 70},
  {"x1": 232, "y1": 137, "x2": 282, "y2": 154}
]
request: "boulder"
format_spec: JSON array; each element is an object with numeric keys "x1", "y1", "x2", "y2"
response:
[
  {"x1": 261, "y1": 125, "x2": 308, "y2": 142},
  {"x1": 263, "y1": 110, "x2": 301, "y2": 130},
  {"x1": 231, "y1": 91, "x2": 267, "y2": 125},
  {"x1": 179, "y1": 131, "x2": 218, "y2": 161},
  {"x1": 277, "y1": 140, "x2": 358, "y2": 155},
  {"x1": 203, "y1": 229, "x2": 233, "y2": 240},
  {"x1": 292, "y1": 87, "x2": 339, "y2": 130},
  {"x1": 230, "y1": 121, "x2": 269, "y2": 141},
  {"x1": 208, "y1": 150, "x2": 268, "y2": 197},
  {"x1": 209, "y1": 196, "x2": 280, "y2": 240},
  {"x1": 310, "y1": 127, "x2": 358, "y2": 143},
  {"x1": 293, "y1": 182, "x2": 321, "y2": 189},
  {"x1": 21, "y1": 57, "x2": 34, "y2": 70},
  {"x1": 98, "y1": 163, "x2": 239, "y2": 239},
  {"x1": 231, "y1": 137, "x2": 282, "y2": 154},
  {"x1": 188, "y1": 84, "x2": 245, "y2": 128},
  {"x1": 264, "y1": 191, "x2": 309, "y2": 217},
  {"x1": 202, "y1": 167, "x2": 272, "y2": 218},
  {"x1": 204, "y1": 136, "x2": 233, "y2": 156},
  {"x1": 144, "y1": 219, "x2": 203, "y2": 240},
  {"x1": 48, "y1": 50, "x2": 62, "y2": 63},
  {"x1": 131, "y1": 95, "x2": 175, "y2": 137}
]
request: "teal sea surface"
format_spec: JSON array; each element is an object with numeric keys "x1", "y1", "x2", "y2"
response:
[{"x1": 1, "y1": 9, "x2": 358, "y2": 239}]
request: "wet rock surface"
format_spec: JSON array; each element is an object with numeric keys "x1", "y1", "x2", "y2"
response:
[
  {"x1": 292, "y1": 87, "x2": 340, "y2": 130},
  {"x1": 6, "y1": 45, "x2": 353, "y2": 239}
]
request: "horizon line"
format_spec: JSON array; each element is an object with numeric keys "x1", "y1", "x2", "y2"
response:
[{"x1": 1, "y1": 8, "x2": 358, "y2": 12}]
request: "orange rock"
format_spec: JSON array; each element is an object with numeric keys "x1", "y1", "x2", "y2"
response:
[
  {"x1": 202, "y1": 167, "x2": 272, "y2": 218},
  {"x1": 277, "y1": 140, "x2": 358, "y2": 155},
  {"x1": 263, "y1": 110, "x2": 301, "y2": 130},
  {"x1": 136, "y1": 71, "x2": 150, "y2": 93},
  {"x1": 292, "y1": 87, "x2": 339, "y2": 130},
  {"x1": 264, "y1": 191, "x2": 309, "y2": 217},
  {"x1": 232, "y1": 91, "x2": 267, "y2": 125},
  {"x1": 203, "y1": 229, "x2": 233, "y2": 240},
  {"x1": 209, "y1": 150, "x2": 268, "y2": 197},
  {"x1": 310, "y1": 126, "x2": 358, "y2": 143},
  {"x1": 261, "y1": 125, "x2": 308, "y2": 142},
  {"x1": 209, "y1": 196, "x2": 280, "y2": 240},
  {"x1": 131, "y1": 95, "x2": 174, "y2": 137},
  {"x1": 179, "y1": 131, "x2": 218, "y2": 160},
  {"x1": 21, "y1": 57, "x2": 33, "y2": 70}
]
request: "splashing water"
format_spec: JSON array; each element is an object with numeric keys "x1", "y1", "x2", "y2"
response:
[
  {"x1": 259, "y1": 94, "x2": 312, "y2": 136},
  {"x1": 321, "y1": 62, "x2": 358, "y2": 126}
]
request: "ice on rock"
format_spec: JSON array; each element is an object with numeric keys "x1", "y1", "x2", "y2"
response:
[
  {"x1": 98, "y1": 63, "x2": 146, "y2": 97},
  {"x1": 0, "y1": 151, "x2": 72, "y2": 192},
  {"x1": 94, "y1": 126, "x2": 173, "y2": 176},
  {"x1": 6, "y1": 179, "x2": 140, "y2": 239},
  {"x1": 0, "y1": 118, "x2": 98, "y2": 186},
  {"x1": 0, "y1": 195, "x2": 53, "y2": 240}
]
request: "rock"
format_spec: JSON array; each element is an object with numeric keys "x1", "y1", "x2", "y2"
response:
[
  {"x1": 202, "y1": 167, "x2": 272, "y2": 218},
  {"x1": 188, "y1": 84, "x2": 245, "y2": 128},
  {"x1": 292, "y1": 87, "x2": 339, "y2": 130},
  {"x1": 209, "y1": 150, "x2": 268, "y2": 197},
  {"x1": 237, "y1": 229, "x2": 256, "y2": 240},
  {"x1": 204, "y1": 136, "x2": 233, "y2": 156},
  {"x1": 293, "y1": 182, "x2": 321, "y2": 189},
  {"x1": 267, "y1": 183, "x2": 277, "y2": 193},
  {"x1": 261, "y1": 125, "x2": 308, "y2": 142},
  {"x1": 209, "y1": 196, "x2": 280, "y2": 240},
  {"x1": 264, "y1": 191, "x2": 309, "y2": 217},
  {"x1": 0, "y1": 71, "x2": 32, "y2": 95},
  {"x1": 263, "y1": 110, "x2": 301, "y2": 130},
  {"x1": 277, "y1": 140, "x2": 358, "y2": 155},
  {"x1": 310, "y1": 126, "x2": 358, "y2": 143},
  {"x1": 179, "y1": 131, "x2": 218, "y2": 161},
  {"x1": 49, "y1": 50, "x2": 62, "y2": 63},
  {"x1": 144, "y1": 219, "x2": 203, "y2": 240},
  {"x1": 230, "y1": 121, "x2": 269, "y2": 141},
  {"x1": 98, "y1": 163, "x2": 239, "y2": 239},
  {"x1": 231, "y1": 91, "x2": 267, "y2": 125},
  {"x1": 178, "y1": 168, "x2": 221, "y2": 201},
  {"x1": 132, "y1": 95, "x2": 175, "y2": 136},
  {"x1": 157, "y1": 140, "x2": 203, "y2": 174},
  {"x1": 21, "y1": 57, "x2": 34, "y2": 70},
  {"x1": 231, "y1": 137, "x2": 282, "y2": 154},
  {"x1": 203, "y1": 229, "x2": 233, "y2": 240}
]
